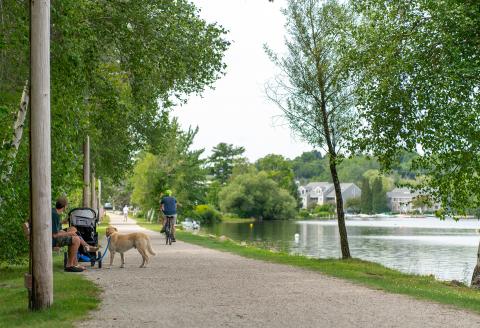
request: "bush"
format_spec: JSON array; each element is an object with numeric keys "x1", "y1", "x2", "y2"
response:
[
  {"x1": 298, "y1": 209, "x2": 310, "y2": 218},
  {"x1": 313, "y1": 204, "x2": 335, "y2": 213},
  {"x1": 191, "y1": 204, "x2": 221, "y2": 224}
]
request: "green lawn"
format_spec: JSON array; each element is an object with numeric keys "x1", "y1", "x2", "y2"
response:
[
  {"x1": 0, "y1": 255, "x2": 100, "y2": 328},
  {"x1": 0, "y1": 217, "x2": 111, "y2": 327},
  {"x1": 136, "y1": 218, "x2": 480, "y2": 314}
]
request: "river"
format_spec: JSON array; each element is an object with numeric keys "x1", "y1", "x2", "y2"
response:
[{"x1": 200, "y1": 216, "x2": 480, "y2": 283}]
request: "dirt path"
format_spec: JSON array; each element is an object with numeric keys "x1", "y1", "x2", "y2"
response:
[{"x1": 76, "y1": 213, "x2": 480, "y2": 328}]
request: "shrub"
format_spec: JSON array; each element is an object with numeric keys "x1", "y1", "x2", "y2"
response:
[{"x1": 191, "y1": 204, "x2": 221, "y2": 224}]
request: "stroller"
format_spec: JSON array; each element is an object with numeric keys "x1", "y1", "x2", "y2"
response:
[{"x1": 63, "y1": 208, "x2": 103, "y2": 268}]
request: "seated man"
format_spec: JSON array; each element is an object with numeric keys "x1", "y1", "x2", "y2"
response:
[{"x1": 52, "y1": 197, "x2": 97, "y2": 272}]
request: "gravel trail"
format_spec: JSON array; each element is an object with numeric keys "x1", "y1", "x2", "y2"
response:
[{"x1": 76, "y1": 213, "x2": 480, "y2": 328}]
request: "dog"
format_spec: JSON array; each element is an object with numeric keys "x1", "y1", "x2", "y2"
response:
[{"x1": 105, "y1": 225, "x2": 156, "y2": 268}]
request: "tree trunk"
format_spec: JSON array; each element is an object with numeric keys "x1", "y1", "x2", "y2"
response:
[
  {"x1": 91, "y1": 171, "x2": 97, "y2": 213},
  {"x1": 471, "y1": 241, "x2": 480, "y2": 288},
  {"x1": 29, "y1": 0, "x2": 53, "y2": 310},
  {"x1": 329, "y1": 156, "x2": 351, "y2": 259},
  {"x1": 83, "y1": 136, "x2": 90, "y2": 207},
  {"x1": 1, "y1": 80, "x2": 29, "y2": 183}
]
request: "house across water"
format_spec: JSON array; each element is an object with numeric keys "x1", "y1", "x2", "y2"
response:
[{"x1": 298, "y1": 182, "x2": 361, "y2": 209}]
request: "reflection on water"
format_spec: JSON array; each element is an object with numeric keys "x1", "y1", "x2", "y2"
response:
[{"x1": 202, "y1": 217, "x2": 480, "y2": 283}]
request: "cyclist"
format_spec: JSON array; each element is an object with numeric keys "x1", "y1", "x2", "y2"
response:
[{"x1": 160, "y1": 190, "x2": 177, "y2": 242}]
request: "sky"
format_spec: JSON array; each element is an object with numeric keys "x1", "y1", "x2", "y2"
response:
[{"x1": 172, "y1": 0, "x2": 312, "y2": 162}]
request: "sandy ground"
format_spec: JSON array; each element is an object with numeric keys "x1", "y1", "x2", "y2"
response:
[{"x1": 76, "y1": 213, "x2": 480, "y2": 328}]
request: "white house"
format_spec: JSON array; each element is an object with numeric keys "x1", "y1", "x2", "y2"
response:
[
  {"x1": 386, "y1": 188, "x2": 441, "y2": 213},
  {"x1": 298, "y1": 182, "x2": 361, "y2": 209}
]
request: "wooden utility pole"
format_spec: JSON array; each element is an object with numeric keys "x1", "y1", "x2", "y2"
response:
[
  {"x1": 29, "y1": 0, "x2": 53, "y2": 310},
  {"x1": 98, "y1": 178, "x2": 102, "y2": 218},
  {"x1": 83, "y1": 136, "x2": 90, "y2": 207}
]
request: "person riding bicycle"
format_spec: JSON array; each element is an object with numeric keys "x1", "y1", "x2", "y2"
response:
[{"x1": 160, "y1": 190, "x2": 177, "y2": 242}]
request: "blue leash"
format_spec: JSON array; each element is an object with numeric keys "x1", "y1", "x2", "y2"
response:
[{"x1": 96, "y1": 236, "x2": 111, "y2": 261}]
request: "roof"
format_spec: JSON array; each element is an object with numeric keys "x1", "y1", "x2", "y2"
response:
[
  {"x1": 325, "y1": 183, "x2": 358, "y2": 198},
  {"x1": 299, "y1": 182, "x2": 360, "y2": 197},
  {"x1": 386, "y1": 187, "x2": 419, "y2": 199},
  {"x1": 303, "y1": 182, "x2": 332, "y2": 192}
]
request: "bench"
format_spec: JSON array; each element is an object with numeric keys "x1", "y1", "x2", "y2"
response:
[{"x1": 22, "y1": 222, "x2": 61, "y2": 252}]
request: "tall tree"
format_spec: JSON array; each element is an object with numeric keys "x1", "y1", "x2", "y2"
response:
[
  {"x1": 371, "y1": 177, "x2": 388, "y2": 214},
  {"x1": 266, "y1": 0, "x2": 355, "y2": 258},
  {"x1": 360, "y1": 178, "x2": 372, "y2": 214},
  {"x1": 352, "y1": 0, "x2": 480, "y2": 284},
  {"x1": 207, "y1": 143, "x2": 246, "y2": 185},
  {"x1": 0, "y1": 0, "x2": 229, "y2": 262},
  {"x1": 255, "y1": 154, "x2": 300, "y2": 204}
]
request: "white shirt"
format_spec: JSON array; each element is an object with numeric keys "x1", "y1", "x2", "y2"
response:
[{"x1": 123, "y1": 206, "x2": 129, "y2": 214}]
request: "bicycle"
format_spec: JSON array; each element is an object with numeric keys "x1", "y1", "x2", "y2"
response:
[{"x1": 164, "y1": 215, "x2": 175, "y2": 245}]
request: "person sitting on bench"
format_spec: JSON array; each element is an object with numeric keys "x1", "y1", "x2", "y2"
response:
[{"x1": 52, "y1": 197, "x2": 97, "y2": 272}]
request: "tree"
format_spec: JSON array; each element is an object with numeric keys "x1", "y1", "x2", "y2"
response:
[
  {"x1": 266, "y1": 0, "x2": 355, "y2": 258},
  {"x1": 256, "y1": 154, "x2": 299, "y2": 204},
  {"x1": 131, "y1": 125, "x2": 207, "y2": 217},
  {"x1": 218, "y1": 172, "x2": 297, "y2": 220},
  {"x1": 352, "y1": 0, "x2": 480, "y2": 284},
  {"x1": 360, "y1": 178, "x2": 372, "y2": 214},
  {"x1": 345, "y1": 197, "x2": 361, "y2": 214},
  {"x1": 291, "y1": 151, "x2": 325, "y2": 180},
  {"x1": 0, "y1": 0, "x2": 229, "y2": 262},
  {"x1": 208, "y1": 143, "x2": 246, "y2": 185},
  {"x1": 371, "y1": 177, "x2": 388, "y2": 214}
]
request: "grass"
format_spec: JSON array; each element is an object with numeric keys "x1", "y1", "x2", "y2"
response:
[
  {"x1": 219, "y1": 216, "x2": 256, "y2": 223},
  {"x1": 0, "y1": 216, "x2": 111, "y2": 327},
  {"x1": 136, "y1": 218, "x2": 480, "y2": 314},
  {"x1": 0, "y1": 255, "x2": 100, "y2": 328}
]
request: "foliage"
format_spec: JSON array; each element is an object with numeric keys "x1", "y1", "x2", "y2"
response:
[
  {"x1": 0, "y1": 0, "x2": 228, "y2": 262},
  {"x1": 255, "y1": 154, "x2": 300, "y2": 205},
  {"x1": 266, "y1": 0, "x2": 357, "y2": 258},
  {"x1": 371, "y1": 177, "x2": 388, "y2": 214},
  {"x1": 207, "y1": 143, "x2": 246, "y2": 185},
  {"x1": 218, "y1": 172, "x2": 297, "y2": 220},
  {"x1": 0, "y1": 256, "x2": 100, "y2": 327},
  {"x1": 130, "y1": 123, "x2": 207, "y2": 217},
  {"x1": 345, "y1": 197, "x2": 361, "y2": 214},
  {"x1": 352, "y1": 0, "x2": 480, "y2": 216},
  {"x1": 291, "y1": 150, "x2": 325, "y2": 181},
  {"x1": 360, "y1": 178, "x2": 372, "y2": 214},
  {"x1": 191, "y1": 204, "x2": 221, "y2": 225}
]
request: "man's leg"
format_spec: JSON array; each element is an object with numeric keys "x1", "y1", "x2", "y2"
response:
[{"x1": 67, "y1": 236, "x2": 81, "y2": 267}]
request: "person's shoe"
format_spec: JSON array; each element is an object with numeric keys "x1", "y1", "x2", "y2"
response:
[
  {"x1": 84, "y1": 245, "x2": 99, "y2": 253},
  {"x1": 65, "y1": 266, "x2": 84, "y2": 272},
  {"x1": 171, "y1": 237, "x2": 176, "y2": 242},
  {"x1": 160, "y1": 227, "x2": 166, "y2": 233}
]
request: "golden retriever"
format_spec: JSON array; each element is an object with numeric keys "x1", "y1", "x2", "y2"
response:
[{"x1": 105, "y1": 226, "x2": 156, "y2": 268}]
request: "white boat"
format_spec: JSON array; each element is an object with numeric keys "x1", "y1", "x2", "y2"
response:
[{"x1": 182, "y1": 218, "x2": 200, "y2": 230}]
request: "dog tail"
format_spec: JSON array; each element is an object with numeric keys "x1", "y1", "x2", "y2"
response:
[{"x1": 147, "y1": 238, "x2": 156, "y2": 256}]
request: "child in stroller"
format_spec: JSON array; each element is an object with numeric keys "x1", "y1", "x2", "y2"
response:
[{"x1": 63, "y1": 208, "x2": 103, "y2": 270}]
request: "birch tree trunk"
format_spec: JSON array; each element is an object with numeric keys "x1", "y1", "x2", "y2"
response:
[{"x1": 1, "y1": 80, "x2": 29, "y2": 182}]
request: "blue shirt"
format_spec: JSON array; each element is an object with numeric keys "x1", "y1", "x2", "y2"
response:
[
  {"x1": 161, "y1": 196, "x2": 177, "y2": 216},
  {"x1": 52, "y1": 208, "x2": 61, "y2": 234}
]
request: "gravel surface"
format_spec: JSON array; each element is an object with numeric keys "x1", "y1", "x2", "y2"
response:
[{"x1": 76, "y1": 213, "x2": 480, "y2": 328}]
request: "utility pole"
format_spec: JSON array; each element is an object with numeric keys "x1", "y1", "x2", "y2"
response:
[
  {"x1": 29, "y1": 0, "x2": 53, "y2": 310},
  {"x1": 83, "y1": 136, "x2": 90, "y2": 207}
]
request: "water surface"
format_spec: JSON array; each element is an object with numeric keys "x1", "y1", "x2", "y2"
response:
[{"x1": 201, "y1": 217, "x2": 480, "y2": 283}]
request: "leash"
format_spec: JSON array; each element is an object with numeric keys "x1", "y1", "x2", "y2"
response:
[{"x1": 96, "y1": 236, "x2": 111, "y2": 262}]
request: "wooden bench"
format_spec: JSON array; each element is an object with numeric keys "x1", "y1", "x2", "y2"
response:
[{"x1": 22, "y1": 222, "x2": 61, "y2": 252}]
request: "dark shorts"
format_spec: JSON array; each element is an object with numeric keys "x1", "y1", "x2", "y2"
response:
[{"x1": 53, "y1": 235, "x2": 73, "y2": 247}]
